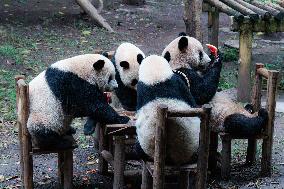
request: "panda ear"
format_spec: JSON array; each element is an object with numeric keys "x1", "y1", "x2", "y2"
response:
[
  {"x1": 102, "y1": 52, "x2": 109, "y2": 58},
  {"x1": 178, "y1": 32, "x2": 187, "y2": 37},
  {"x1": 178, "y1": 36, "x2": 188, "y2": 52},
  {"x1": 164, "y1": 51, "x2": 171, "y2": 62},
  {"x1": 120, "y1": 61, "x2": 130, "y2": 69},
  {"x1": 137, "y1": 54, "x2": 144, "y2": 64},
  {"x1": 93, "y1": 60, "x2": 105, "y2": 70}
]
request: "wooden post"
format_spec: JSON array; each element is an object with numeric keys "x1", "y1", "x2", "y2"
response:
[
  {"x1": 237, "y1": 19, "x2": 253, "y2": 102},
  {"x1": 252, "y1": 63, "x2": 265, "y2": 111},
  {"x1": 93, "y1": 123, "x2": 100, "y2": 150},
  {"x1": 183, "y1": 0, "x2": 203, "y2": 41},
  {"x1": 98, "y1": 123, "x2": 108, "y2": 174},
  {"x1": 153, "y1": 105, "x2": 168, "y2": 189},
  {"x1": 63, "y1": 150, "x2": 73, "y2": 189},
  {"x1": 141, "y1": 161, "x2": 152, "y2": 189},
  {"x1": 18, "y1": 80, "x2": 33, "y2": 189},
  {"x1": 113, "y1": 136, "x2": 125, "y2": 189},
  {"x1": 15, "y1": 76, "x2": 25, "y2": 183},
  {"x1": 208, "y1": 7, "x2": 219, "y2": 47},
  {"x1": 221, "y1": 134, "x2": 231, "y2": 180},
  {"x1": 261, "y1": 70, "x2": 279, "y2": 176},
  {"x1": 58, "y1": 152, "x2": 65, "y2": 186},
  {"x1": 196, "y1": 104, "x2": 211, "y2": 189}
]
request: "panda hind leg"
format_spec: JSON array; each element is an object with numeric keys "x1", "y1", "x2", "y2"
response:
[
  {"x1": 83, "y1": 117, "x2": 98, "y2": 135},
  {"x1": 32, "y1": 126, "x2": 75, "y2": 150}
]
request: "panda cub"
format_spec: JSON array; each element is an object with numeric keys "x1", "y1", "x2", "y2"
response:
[
  {"x1": 28, "y1": 54, "x2": 130, "y2": 149},
  {"x1": 84, "y1": 43, "x2": 145, "y2": 135},
  {"x1": 162, "y1": 33, "x2": 222, "y2": 105},
  {"x1": 136, "y1": 55, "x2": 200, "y2": 164}
]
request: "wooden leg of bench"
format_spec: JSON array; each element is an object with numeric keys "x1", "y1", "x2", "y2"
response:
[
  {"x1": 141, "y1": 161, "x2": 152, "y2": 189},
  {"x1": 261, "y1": 137, "x2": 272, "y2": 176},
  {"x1": 98, "y1": 123, "x2": 108, "y2": 174},
  {"x1": 246, "y1": 139, "x2": 257, "y2": 165},
  {"x1": 113, "y1": 136, "x2": 125, "y2": 189},
  {"x1": 58, "y1": 152, "x2": 64, "y2": 186},
  {"x1": 221, "y1": 136, "x2": 231, "y2": 180},
  {"x1": 63, "y1": 150, "x2": 73, "y2": 189},
  {"x1": 179, "y1": 170, "x2": 189, "y2": 189},
  {"x1": 209, "y1": 131, "x2": 218, "y2": 172}
]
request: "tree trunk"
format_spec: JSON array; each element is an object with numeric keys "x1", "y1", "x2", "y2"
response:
[
  {"x1": 183, "y1": 0, "x2": 203, "y2": 41},
  {"x1": 122, "y1": 0, "x2": 145, "y2": 6}
]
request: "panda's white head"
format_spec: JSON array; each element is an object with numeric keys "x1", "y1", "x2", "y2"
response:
[
  {"x1": 51, "y1": 54, "x2": 118, "y2": 92},
  {"x1": 114, "y1": 42, "x2": 145, "y2": 89},
  {"x1": 139, "y1": 55, "x2": 173, "y2": 86},
  {"x1": 162, "y1": 35, "x2": 211, "y2": 71}
]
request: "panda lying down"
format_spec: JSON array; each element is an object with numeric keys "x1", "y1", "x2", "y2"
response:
[{"x1": 27, "y1": 54, "x2": 130, "y2": 149}]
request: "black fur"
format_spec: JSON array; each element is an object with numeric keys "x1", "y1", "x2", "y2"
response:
[
  {"x1": 178, "y1": 32, "x2": 187, "y2": 37},
  {"x1": 178, "y1": 36, "x2": 188, "y2": 52},
  {"x1": 137, "y1": 74, "x2": 197, "y2": 110},
  {"x1": 224, "y1": 108, "x2": 268, "y2": 136},
  {"x1": 93, "y1": 60, "x2": 105, "y2": 70},
  {"x1": 164, "y1": 51, "x2": 171, "y2": 62},
  {"x1": 177, "y1": 54, "x2": 222, "y2": 105},
  {"x1": 137, "y1": 54, "x2": 144, "y2": 64},
  {"x1": 120, "y1": 61, "x2": 130, "y2": 69},
  {"x1": 45, "y1": 67, "x2": 129, "y2": 123}
]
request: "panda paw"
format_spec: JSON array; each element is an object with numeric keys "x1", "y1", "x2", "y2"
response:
[{"x1": 84, "y1": 117, "x2": 97, "y2": 135}]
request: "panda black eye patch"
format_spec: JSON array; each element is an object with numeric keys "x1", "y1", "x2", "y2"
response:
[
  {"x1": 93, "y1": 60, "x2": 105, "y2": 70},
  {"x1": 199, "y1": 51, "x2": 203, "y2": 61},
  {"x1": 120, "y1": 61, "x2": 130, "y2": 69},
  {"x1": 164, "y1": 51, "x2": 171, "y2": 62},
  {"x1": 137, "y1": 54, "x2": 144, "y2": 64}
]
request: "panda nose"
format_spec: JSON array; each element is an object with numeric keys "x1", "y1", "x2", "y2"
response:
[{"x1": 131, "y1": 79, "x2": 138, "y2": 86}]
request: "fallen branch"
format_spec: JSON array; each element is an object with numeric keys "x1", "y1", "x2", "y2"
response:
[{"x1": 76, "y1": 0, "x2": 114, "y2": 32}]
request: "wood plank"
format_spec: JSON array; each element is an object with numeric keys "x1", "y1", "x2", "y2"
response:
[
  {"x1": 251, "y1": 1, "x2": 284, "y2": 20},
  {"x1": 221, "y1": 135, "x2": 231, "y2": 180},
  {"x1": 234, "y1": 0, "x2": 271, "y2": 20},
  {"x1": 141, "y1": 161, "x2": 152, "y2": 189},
  {"x1": 252, "y1": 63, "x2": 264, "y2": 112},
  {"x1": 113, "y1": 136, "x2": 126, "y2": 189}
]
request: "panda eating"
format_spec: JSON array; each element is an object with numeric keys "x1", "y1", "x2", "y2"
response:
[
  {"x1": 136, "y1": 55, "x2": 200, "y2": 164},
  {"x1": 84, "y1": 43, "x2": 145, "y2": 135},
  {"x1": 28, "y1": 54, "x2": 130, "y2": 149},
  {"x1": 162, "y1": 33, "x2": 268, "y2": 135}
]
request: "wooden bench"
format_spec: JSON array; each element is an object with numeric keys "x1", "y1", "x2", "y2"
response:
[
  {"x1": 15, "y1": 75, "x2": 78, "y2": 189},
  {"x1": 209, "y1": 63, "x2": 279, "y2": 179}
]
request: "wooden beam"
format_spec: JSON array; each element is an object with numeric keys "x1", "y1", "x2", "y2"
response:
[
  {"x1": 267, "y1": 2, "x2": 284, "y2": 13},
  {"x1": 76, "y1": 0, "x2": 114, "y2": 32},
  {"x1": 113, "y1": 136, "x2": 126, "y2": 189},
  {"x1": 251, "y1": 1, "x2": 284, "y2": 20},
  {"x1": 237, "y1": 18, "x2": 253, "y2": 102},
  {"x1": 235, "y1": 0, "x2": 271, "y2": 20},
  {"x1": 231, "y1": 17, "x2": 284, "y2": 32},
  {"x1": 204, "y1": 0, "x2": 244, "y2": 21},
  {"x1": 219, "y1": 0, "x2": 259, "y2": 20},
  {"x1": 251, "y1": 63, "x2": 265, "y2": 112}
]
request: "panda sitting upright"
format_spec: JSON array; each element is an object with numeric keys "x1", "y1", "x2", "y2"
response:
[
  {"x1": 136, "y1": 55, "x2": 200, "y2": 164},
  {"x1": 28, "y1": 54, "x2": 130, "y2": 149},
  {"x1": 162, "y1": 33, "x2": 268, "y2": 135},
  {"x1": 84, "y1": 42, "x2": 145, "y2": 135}
]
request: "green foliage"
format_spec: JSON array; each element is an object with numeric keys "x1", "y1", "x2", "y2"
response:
[
  {"x1": 219, "y1": 69, "x2": 237, "y2": 90},
  {"x1": 221, "y1": 47, "x2": 239, "y2": 62},
  {"x1": 0, "y1": 44, "x2": 22, "y2": 64}
]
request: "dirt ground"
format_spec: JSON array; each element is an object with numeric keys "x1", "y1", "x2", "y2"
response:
[{"x1": 0, "y1": 0, "x2": 284, "y2": 188}]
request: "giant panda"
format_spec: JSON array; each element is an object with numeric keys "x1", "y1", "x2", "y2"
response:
[
  {"x1": 83, "y1": 42, "x2": 145, "y2": 135},
  {"x1": 28, "y1": 54, "x2": 130, "y2": 149},
  {"x1": 162, "y1": 33, "x2": 222, "y2": 105},
  {"x1": 162, "y1": 33, "x2": 268, "y2": 135},
  {"x1": 136, "y1": 55, "x2": 200, "y2": 164}
]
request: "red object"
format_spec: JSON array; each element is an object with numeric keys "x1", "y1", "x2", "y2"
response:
[
  {"x1": 206, "y1": 44, "x2": 218, "y2": 58},
  {"x1": 104, "y1": 92, "x2": 112, "y2": 104}
]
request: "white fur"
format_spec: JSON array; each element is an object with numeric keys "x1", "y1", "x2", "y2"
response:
[
  {"x1": 52, "y1": 54, "x2": 116, "y2": 92},
  {"x1": 28, "y1": 54, "x2": 117, "y2": 136},
  {"x1": 136, "y1": 98, "x2": 200, "y2": 164},
  {"x1": 139, "y1": 55, "x2": 173, "y2": 85},
  {"x1": 114, "y1": 43, "x2": 145, "y2": 89},
  {"x1": 162, "y1": 36, "x2": 211, "y2": 70}
]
